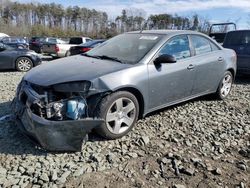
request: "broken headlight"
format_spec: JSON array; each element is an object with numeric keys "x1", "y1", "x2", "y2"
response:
[{"x1": 52, "y1": 81, "x2": 91, "y2": 93}]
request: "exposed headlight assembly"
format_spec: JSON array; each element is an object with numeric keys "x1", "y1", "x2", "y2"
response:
[{"x1": 52, "y1": 81, "x2": 91, "y2": 93}]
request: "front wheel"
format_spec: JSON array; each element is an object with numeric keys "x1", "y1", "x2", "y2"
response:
[
  {"x1": 16, "y1": 57, "x2": 33, "y2": 72},
  {"x1": 95, "y1": 91, "x2": 139, "y2": 139},
  {"x1": 215, "y1": 71, "x2": 233, "y2": 100}
]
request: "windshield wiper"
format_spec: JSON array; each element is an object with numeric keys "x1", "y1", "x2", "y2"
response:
[
  {"x1": 97, "y1": 55, "x2": 124, "y2": 63},
  {"x1": 82, "y1": 54, "x2": 124, "y2": 63},
  {"x1": 81, "y1": 53, "x2": 101, "y2": 59}
]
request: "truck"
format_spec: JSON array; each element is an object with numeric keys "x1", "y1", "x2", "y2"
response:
[{"x1": 42, "y1": 37, "x2": 92, "y2": 58}]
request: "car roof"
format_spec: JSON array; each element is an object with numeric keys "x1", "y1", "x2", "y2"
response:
[{"x1": 127, "y1": 30, "x2": 200, "y2": 35}]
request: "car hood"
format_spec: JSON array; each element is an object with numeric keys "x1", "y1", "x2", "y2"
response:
[{"x1": 24, "y1": 55, "x2": 132, "y2": 86}]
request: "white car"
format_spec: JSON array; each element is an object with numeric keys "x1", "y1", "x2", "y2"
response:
[
  {"x1": 0, "y1": 33, "x2": 9, "y2": 40},
  {"x1": 42, "y1": 37, "x2": 92, "y2": 58}
]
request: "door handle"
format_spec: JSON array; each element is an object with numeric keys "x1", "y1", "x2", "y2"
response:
[
  {"x1": 218, "y1": 57, "x2": 224, "y2": 62},
  {"x1": 187, "y1": 64, "x2": 195, "y2": 70}
]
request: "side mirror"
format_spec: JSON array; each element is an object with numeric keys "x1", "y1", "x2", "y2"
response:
[{"x1": 154, "y1": 54, "x2": 177, "y2": 64}]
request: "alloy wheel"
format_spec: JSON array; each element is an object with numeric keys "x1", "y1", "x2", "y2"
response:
[
  {"x1": 220, "y1": 74, "x2": 232, "y2": 98},
  {"x1": 105, "y1": 97, "x2": 136, "y2": 134},
  {"x1": 17, "y1": 58, "x2": 32, "y2": 72}
]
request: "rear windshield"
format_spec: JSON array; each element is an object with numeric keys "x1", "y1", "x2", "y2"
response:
[
  {"x1": 210, "y1": 24, "x2": 236, "y2": 34},
  {"x1": 69, "y1": 38, "x2": 83, "y2": 44},
  {"x1": 224, "y1": 31, "x2": 250, "y2": 46}
]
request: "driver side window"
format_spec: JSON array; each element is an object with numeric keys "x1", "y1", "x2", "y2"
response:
[{"x1": 159, "y1": 35, "x2": 191, "y2": 60}]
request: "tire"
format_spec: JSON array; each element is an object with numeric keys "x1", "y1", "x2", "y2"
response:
[
  {"x1": 215, "y1": 71, "x2": 233, "y2": 100},
  {"x1": 65, "y1": 51, "x2": 70, "y2": 57},
  {"x1": 16, "y1": 57, "x2": 33, "y2": 72},
  {"x1": 95, "y1": 91, "x2": 139, "y2": 139}
]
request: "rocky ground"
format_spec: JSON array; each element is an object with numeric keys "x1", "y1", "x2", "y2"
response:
[{"x1": 0, "y1": 71, "x2": 249, "y2": 188}]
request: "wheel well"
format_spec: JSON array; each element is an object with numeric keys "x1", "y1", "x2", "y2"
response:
[
  {"x1": 117, "y1": 87, "x2": 144, "y2": 119},
  {"x1": 227, "y1": 68, "x2": 235, "y2": 79}
]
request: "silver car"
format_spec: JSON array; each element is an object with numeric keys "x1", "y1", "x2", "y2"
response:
[{"x1": 13, "y1": 30, "x2": 237, "y2": 151}]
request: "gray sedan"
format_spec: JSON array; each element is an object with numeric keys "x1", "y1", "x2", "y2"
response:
[{"x1": 13, "y1": 30, "x2": 236, "y2": 151}]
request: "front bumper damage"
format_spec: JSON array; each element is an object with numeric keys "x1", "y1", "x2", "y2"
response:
[{"x1": 13, "y1": 81, "x2": 104, "y2": 152}]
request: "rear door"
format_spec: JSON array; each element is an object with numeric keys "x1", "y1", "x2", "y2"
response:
[
  {"x1": 189, "y1": 35, "x2": 225, "y2": 95},
  {"x1": 223, "y1": 31, "x2": 250, "y2": 71}
]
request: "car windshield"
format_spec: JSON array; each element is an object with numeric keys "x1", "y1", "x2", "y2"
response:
[{"x1": 86, "y1": 33, "x2": 163, "y2": 64}]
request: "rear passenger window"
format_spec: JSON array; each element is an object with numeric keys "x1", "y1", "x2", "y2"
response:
[
  {"x1": 210, "y1": 42, "x2": 220, "y2": 51},
  {"x1": 191, "y1": 35, "x2": 212, "y2": 55}
]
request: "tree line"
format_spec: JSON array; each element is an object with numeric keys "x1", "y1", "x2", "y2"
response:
[{"x1": 0, "y1": 0, "x2": 211, "y2": 38}]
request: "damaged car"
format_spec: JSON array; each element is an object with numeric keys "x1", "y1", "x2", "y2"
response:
[{"x1": 13, "y1": 30, "x2": 237, "y2": 151}]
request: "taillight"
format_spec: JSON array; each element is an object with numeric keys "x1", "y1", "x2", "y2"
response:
[
  {"x1": 55, "y1": 45, "x2": 59, "y2": 52},
  {"x1": 80, "y1": 47, "x2": 91, "y2": 52}
]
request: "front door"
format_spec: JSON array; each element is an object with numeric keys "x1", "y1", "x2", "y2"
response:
[{"x1": 148, "y1": 35, "x2": 196, "y2": 110}]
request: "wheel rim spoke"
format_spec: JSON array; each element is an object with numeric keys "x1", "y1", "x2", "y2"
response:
[
  {"x1": 106, "y1": 112, "x2": 117, "y2": 122},
  {"x1": 113, "y1": 121, "x2": 122, "y2": 134},
  {"x1": 115, "y1": 98, "x2": 123, "y2": 111},
  {"x1": 122, "y1": 116, "x2": 133, "y2": 126},
  {"x1": 123, "y1": 102, "x2": 135, "y2": 114}
]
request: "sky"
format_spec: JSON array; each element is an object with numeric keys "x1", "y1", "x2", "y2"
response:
[{"x1": 18, "y1": 0, "x2": 250, "y2": 29}]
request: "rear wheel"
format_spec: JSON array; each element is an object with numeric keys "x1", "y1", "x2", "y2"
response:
[
  {"x1": 16, "y1": 57, "x2": 33, "y2": 72},
  {"x1": 65, "y1": 51, "x2": 71, "y2": 57},
  {"x1": 95, "y1": 91, "x2": 139, "y2": 139},
  {"x1": 215, "y1": 71, "x2": 233, "y2": 100}
]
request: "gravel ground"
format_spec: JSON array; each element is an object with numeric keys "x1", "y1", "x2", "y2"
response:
[{"x1": 0, "y1": 71, "x2": 249, "y2": 188}]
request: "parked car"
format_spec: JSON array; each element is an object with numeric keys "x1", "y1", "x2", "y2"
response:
[
  {"x1": 0, "y1": 43, "x2": 41, "y2": 72},
  {"x1": 223, "y1": 30, "x2": 250, "y2": 75},
  {"x1": 42, "y1": 37, "x2": 92, "y2": 58},
  {"x1": 0, "y1": 37, "x2": 29, "y2": 49},
  {"x1": 69, "y1": 39, "x2": 106, "y2": 55},
  {"x1": 13, "y1": 30, "x2": 236, "y2": 151},
  {"x1": 29, "y1": 37, "x2": 46, "y2": 53},
  {"x1": 209, "y1": 22, "x2": 236, "y2": 44}
]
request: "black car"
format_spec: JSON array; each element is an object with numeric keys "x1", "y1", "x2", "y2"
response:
[
  {"x1": 223, "y1": 30, "x2": 250, "y2": 75},
  {"x1": 69, "y1": 39, "x2": 105, "y2": 55},
  {"x1": 0, "y1": 43, "x2": 41, "y2": 72},
  {"x1": 0, "y1": 37, "x2": 29, "y2": 49},
  {"x1": 29, "y1": 37, "x2": 45, "y2": 53}
]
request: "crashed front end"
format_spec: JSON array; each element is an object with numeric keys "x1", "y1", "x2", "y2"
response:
[{"x1": 12, "y1": 80, "x2": 105, "y2": 152}]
